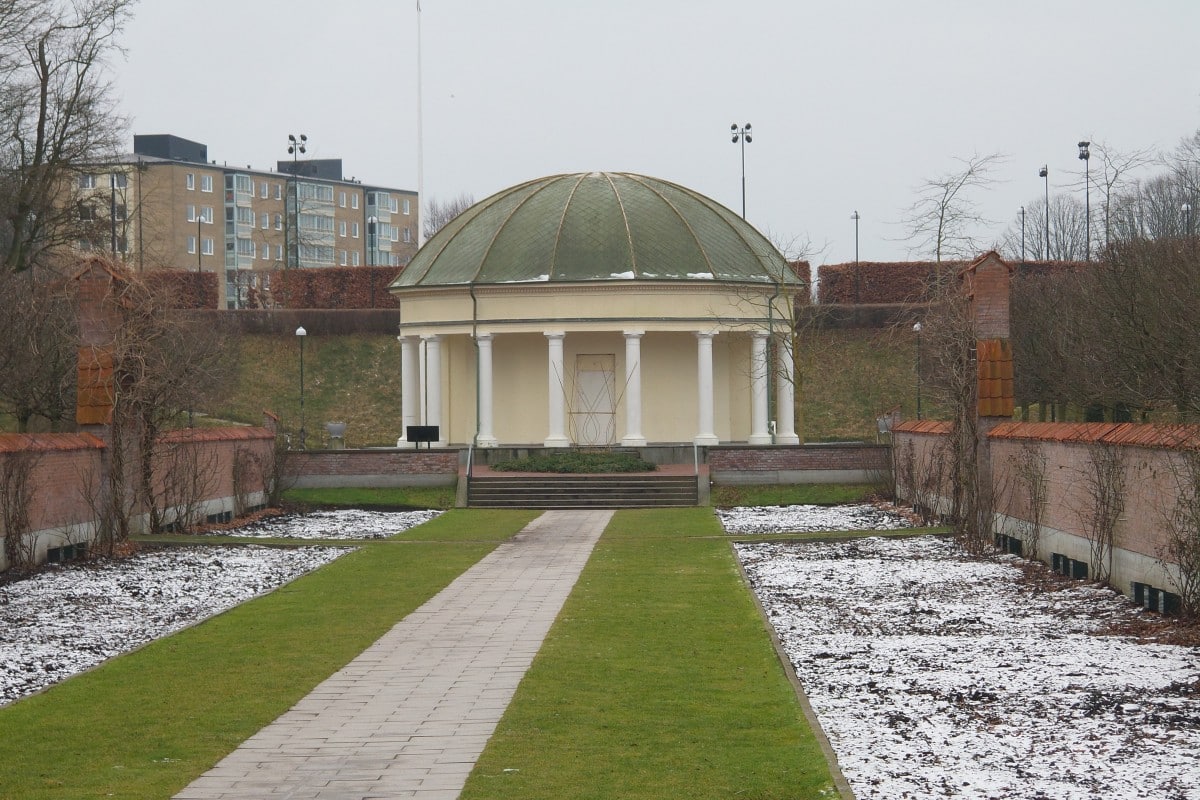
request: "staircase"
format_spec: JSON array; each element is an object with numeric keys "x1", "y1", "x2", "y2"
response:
[{"x1": 467, "y1": 473, "x2": 699, "y2": 508}]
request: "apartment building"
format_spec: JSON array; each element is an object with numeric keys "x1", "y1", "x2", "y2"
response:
[{"x1": 73, "y1": 134, "x2": 418, "y2": 308}]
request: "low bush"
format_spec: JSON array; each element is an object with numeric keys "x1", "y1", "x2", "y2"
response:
[{"x1": 491, "y1": 450, "x2": 655, "y2": 474}]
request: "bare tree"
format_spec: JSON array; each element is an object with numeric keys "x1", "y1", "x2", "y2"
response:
[
  {"x1": 1087, "y1": 139, "x2": 1155, "y2": 250},
  {"x1": 422, "y1": 193, "x2": 474, "y2": 240},
  {"x1": 1160, "y1": 446, "x2": 1200, "y2": 619},
  {"x1": 0, "y1": 0, "x2": 134, "y2": 274},
  {"x1": 0, "y1": 269, "x2": 77, "y2": 430},
  {"x1": 900, "y1": 152, "x2": 1006, "y2": 264},
  {"x1": 1075, "y1": 443, "x2": 1127, "y2": 585},
  {"x1": 999, "y1": 194, "x2": 1088, "y2": 262}
]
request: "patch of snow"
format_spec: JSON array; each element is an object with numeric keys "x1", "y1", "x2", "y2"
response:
[
  {"x1": 609, "y1": 270, "x2": 635, "y2": 279},
  {"x1": 0, "y1": 545, "x2": 348, "y2": 706},
  {"x1": 717, "y1": 503, "x2": 912, "y2": 534},
  {"x1": 203, "y1": 509, "x2": 442, "y2": 540},
  {"x1": 686, "y1": 271, "x2": 714, "y2": 280},
  {"x1": 735, "y1": 523, "x2": 1200, "y2": 800}
]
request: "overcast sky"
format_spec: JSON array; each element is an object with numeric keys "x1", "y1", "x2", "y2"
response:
[{"x1": 111, "y1": 0, "x2": 1200, "y2": 265}]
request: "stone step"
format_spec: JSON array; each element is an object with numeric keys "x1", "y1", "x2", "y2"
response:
[{"x1": 467, "y1": 474, "x2": 699, "y2": 508}]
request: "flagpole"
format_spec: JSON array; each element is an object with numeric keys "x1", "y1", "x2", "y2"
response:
[{"x1": 416, "y1": 0, "x2": 425, "y2": 248}]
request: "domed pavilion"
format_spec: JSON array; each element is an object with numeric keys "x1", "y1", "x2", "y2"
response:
[{"x1": 388, "y1": 171, "x2": 803, "y2": 448}]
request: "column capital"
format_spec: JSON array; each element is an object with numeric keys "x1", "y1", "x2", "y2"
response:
[
  {"x1": 544, "y1": 330, "x2": 565, "y2": 340},
  {"x1": 475, "y1": 331, "x2": 493, "y2": 342},
  {"x1": 751, "y1": 329, "x2": 770, "y2": 341},
  {"x1": 421, "y1": 333, "x2": 442, "y2": 343},
  {"x1": 695, "y1": 329, "x2": 718, "y2": 340},
  {"x1": 623, "y1": 329, "x2": 645, "y2": 339}
]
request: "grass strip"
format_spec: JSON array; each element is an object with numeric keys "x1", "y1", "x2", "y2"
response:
[
  {"x1": 460, "y1": 508, "x2": 838, "y2": 800},
  {"x1": 0, "y1": 508, "x2": 537, "y2": 799}
]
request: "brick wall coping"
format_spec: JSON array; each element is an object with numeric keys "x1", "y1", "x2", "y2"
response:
[
  {"x1": 892, "y1": 420, "x2": 953, "y2": 435},
  {"x1": 158, "y1": 426, "x2": 274, "y2": 444},
  {"x1": 987, "y1": 421, "x2": 1200, "y2": 449},
  {"x1": 0, "y1": 432, "x2": 105, "y2": 453}
]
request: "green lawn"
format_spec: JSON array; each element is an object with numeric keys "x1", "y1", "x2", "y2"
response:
[
  {"x1": 460, "y1": 508, "x2": 838, "y2": 800},
  {"x1": 0, "y1": 509, "x2": 537, "y2": 799},
  {"x1": 0, "y1": 504, "x2": 844, "y2": 799}
]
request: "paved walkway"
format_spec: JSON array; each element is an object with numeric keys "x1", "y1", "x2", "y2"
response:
[{"x1": 175, "y1": 509, "x2": 613, "y2": 800}]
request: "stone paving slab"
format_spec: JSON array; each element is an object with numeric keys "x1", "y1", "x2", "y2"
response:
[{"x1": 175, "y1": 509, "x2": 613, "y2": 800}]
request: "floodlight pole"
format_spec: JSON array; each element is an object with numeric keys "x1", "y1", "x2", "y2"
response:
[{"x1": 731, "y1": 123, "x2": 752, "y2": 219}]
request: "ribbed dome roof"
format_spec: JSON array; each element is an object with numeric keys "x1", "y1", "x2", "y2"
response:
[{"x1": 392, "y1": 172, "x2": 796, "y2": 287}]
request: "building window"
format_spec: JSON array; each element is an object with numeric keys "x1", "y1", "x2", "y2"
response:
[
  {"x1": 338, "y1": 191, "x2": 346, "y2": 208},
  {"x1": 78, "y1": 174, "x2": 96, "y2": 190},
  {"x1": 403, "y1": 198, "x2": 411, "y2": 215},
  {"x1": 275, "y1": 183, "x2": 282, "y2": 200},
  {"x1": 261, "y1": 243, "x2": 270, "y2": 260},
  {"x1": 78, "y1": 204, "x2": 96, "y2": 221},
  {"x1": 402, "y1": 226, "x2": 411, "y2": 243},
  {"x1": 388, "y1": 196, "x2": 399, "y2": 214},
  {"x1": 351, "y1": 194, "x2": 359, "y2": 209},
  {"x1": 339, "y1": 249, "x2": 348, "y2": 265},
  {"x1": 338, "y1": 220, "x2": 347, "y2": 237},
  {"x1": 275, "y1": 244, "x2": 283, "y2": 261},
  {"x1": 260, "y1": 181, "x2": 268, "y2": 198},
  {"x1": 351, "y1": 250, "x2": 360, "y2": 266},
  {"x1": 187, "y1": 204, "x2": 198, "y2": 222},
  {"x1": 112, "y1": 173, "x2": 127, "y2": 189},
  {"x1": 186, "y1": 173, "x2": 195, "y2": 190},
  {"x1": 351, "y1": 222, "x2": 359, "y2": 238},
  {"x1": 202, "y1": 238, "x2": 214, "y2": 255},
  {"x1": 274, "y1": 213, "x2": 282, "y2": 230},
  {"x1": 114, "y1": 204, "x2": 127, "y2": 222},
  {"x1": 261, "y1": 212, "x2": 269, "y2": 229},
  {"x1": 202, "y1": 206, "x2": 213, "y2": 223},
  {"x1": 187, "y1": 236, "x2": 197, "y2": 255},
  {"x1": 200, "y1": 175, "x2": 213, "y2": 192}
]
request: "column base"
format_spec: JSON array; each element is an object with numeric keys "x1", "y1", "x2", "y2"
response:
[
  {"x1": 475, "y1": 436, "x2": 499, "y2": 448},
  {"x1": 693, "y1": 434, "x2": 719, "y2": 446},
  {"x1": 774, "y1": 433, "x2": 801, "y2": 445},
  {"x1": 543, "y1": 436, "x2": 571, "y2": 448},
  {"x1": 620, "y1": 435, "x2": 647, "y2": 447},
  {"x1": 396, "y1": 438, "x2": 417, "y2": 449},
  {"x1": 748, "y1": 434, "x2": 774, "y2": 445}
]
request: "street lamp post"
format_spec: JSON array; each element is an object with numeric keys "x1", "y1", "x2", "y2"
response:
[
  {"x1": 913, "y1": 322, "x2": 922, "y2": 420},
  {"x1": 1078, "y1": 141, "x2": 1090, "y2": 261},
  {"x1": 296, "y1": 325, "x2": 307, "y2": 449},
  {"x1": 730, "y1": 123, "x2": 752, "y2": 219},
  {"x1": 851, "y1": 210, "x2": 861, "y2": 303},
  {"x1": 1039, "y1": 165, "x2": 1050, "y2": 260},
  {"x1": 287, "y1": 133, "x2": 307, "y2": 268},
  {"x1": 196, "y1": 207, "x2": 203, "y2": 272}
]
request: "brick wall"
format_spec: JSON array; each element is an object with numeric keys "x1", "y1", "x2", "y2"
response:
[
  {"x1": 290, "y1": 448, "x2": 459, "y2": 488},
  {"x1": 709, "y1": 444, "x2": 889, "y2": 484}
]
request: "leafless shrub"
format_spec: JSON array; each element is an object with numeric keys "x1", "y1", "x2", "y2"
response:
[
  {"x1": 0, "y1": 449, "x2": 41, "y2": 572},
  {"x1": 264, "y1": 434, "x2": 298, "y2": 508},
  {"x1": 231, "y1": 444, "x2": 263, "y2": 518},
  {"x1": 1159, "y1": 448, "x2": 1200, "y2": 619},
  {"x1": 895, "y1": 437, "x2": 948, "y2": 526},
  {"x1": 1076, "y1": 443, "x2": 1127, "y2": 585},
  {"x1": 152, "y1": 438, "x2": 219, "y2": 533},
  {"x1": 1009, "y1": 443, "x2": 1049, "y2": 560}
]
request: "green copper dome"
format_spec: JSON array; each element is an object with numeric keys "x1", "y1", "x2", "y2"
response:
[{"x1": 392, "y1": 172, "x2": 797, "y2": 287}]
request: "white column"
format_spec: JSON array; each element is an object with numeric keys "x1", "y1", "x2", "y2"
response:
[
  {"x1": 749, "y1": 331, "x2": 772, "y2": 444},
  {"x1": 775, "y1": 334, "x2": 800, "y2": 444},
  {"x1": 694, "y1": 331, "x2": 719, "y2": 446},
  {"x1": 398, "y1": 335, "x2": 419, "y2": 448},
  {"x1": 476, "y1": 332, "x2": 498, "y2": 447},
  {"x1": 621, "y1": 330, "x2": 647, "y2": 447},
  {"x1": 423, "y1": 334, "x2": 446, "y2": 446},
  {"x1": 544, "y1": 331, "x2": 570, "y2": 447}
]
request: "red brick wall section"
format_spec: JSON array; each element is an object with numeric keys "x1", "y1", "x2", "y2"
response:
[
  {"x1": 0, "y1": 434, "x2": 105, "y2": 536},
  {"x1": 290, "y1": 449, "x2": 458, "y2": 477},
  {"x1": 153, "y1": 427, "x2": 275, "y2": 500},
  {"x1": 962, "y1": 252, "x2": 1012, "y2": 340},
  {"x1": 708, "y1": 445, "x2": 889, "y2": 472}
]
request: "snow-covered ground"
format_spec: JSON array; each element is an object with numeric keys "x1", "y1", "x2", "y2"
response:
[
  {"x1": 735, "y1": 525, "x2": 1200, "y2": 800},
  {"x1": 0, "y1": 510, "x2": 439, "y2": 707},
  {"x1": 717, "y1": 502, "x2": 914, "y2": 535}
]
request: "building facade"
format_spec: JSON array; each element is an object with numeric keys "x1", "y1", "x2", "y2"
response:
[
  {"x1": 389, "y1": 172, "x2": 804, "y2": 448},
  {"x1": 72, "y1": 134, "x2": 418, "y2": 308}
]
